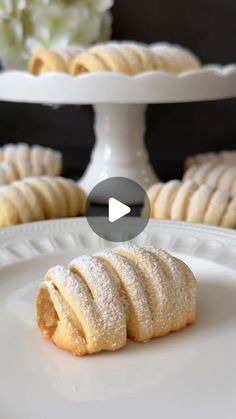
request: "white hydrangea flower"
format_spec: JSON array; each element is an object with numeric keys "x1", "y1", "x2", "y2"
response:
[{"x1": 0, "y1": 0, "x2": 113, "y2": 69}]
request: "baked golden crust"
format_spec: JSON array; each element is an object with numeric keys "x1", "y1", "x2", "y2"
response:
[
  {"x1": 185, "y1": 150, "x2": 236, "y2": 169},
  {"x1": 145, "y1": 179, "x2": 236, "y2": 228},
  {"x1": 183, "y1": 163, "x2": 236, "y2": 197},
  {"x1": 0, "y1": 176, "x2": 86, "y2": 227},
  {"x1": 29, "y1": 50, "x2": 69, "y2": 75},
  {"x1": 70, "y1": 42, "x2": 200, "y2": 76},
  {"x1": 27, "y1": 42, "x2": 200, "y2": 76},
  {"x1": 36, "y1": 244, "x2": 197, "y2": 356},
  {"x1": 29, "y1": 47, "x2": 84, "y2": 75},
  {"x1": 0, "y1": 143, "x2": 63, "y2": 177}
]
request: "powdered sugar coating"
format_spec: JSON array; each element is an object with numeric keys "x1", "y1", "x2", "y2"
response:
[
  {"x1": 36, "y1": 245, "x2": 197, "y2": 356},
  {"x1": 0, "y1": 176, "x2": 85, "y2": 227},
  {"x1": 0, "y1": 143, "x2": 62, "y2": 176},
  {"x1": 69, "y1": 256, "x2": 127, "y2": 350},
  {"x1": 146, "y1": 179, "x2": 236, "y2": 228},
  {"x1": 96, "y1": 250, "x2": 153, "y2": 340},
  {"x1": 184, "y1": 163, "x2": 236, "y2": 197}
]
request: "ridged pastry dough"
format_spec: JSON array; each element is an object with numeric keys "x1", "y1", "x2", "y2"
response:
[
  {"x1": 151, "y1": 43, "x2": 200, "y2": 73},
  {"x1": 185, "y1": 150, "x2": 236, "y2": 169},
  {"x1": 125, "y1": 44, "x2": 156, "y2": 71},
  {"x1": 69, "y1": 42, "x2": 200, "y2": 76},
  {"x1": 0, "y1": 161, "x2": 19, "y2": 185},
  {"x1": 29, "y1": 47, "x2": 84, "y2": 75},
  {"x1": 36, "y1": 244, "x2": 197, "y2": 356},
  {"x1": 112, "y1": 43, "x2": 145, "y2": 74},
  {"x1": 0, "y1": 159, "x2": 58, "y2": 186},
  {"x1": 144, "y1": 179, "x2": 236, "y2": 228},
  {"x1": 183, "y1": 163, "x2": 236, "y2": 197},
  {"x1": 152, "y1": 180, "x2": 181, "y2": 218},
  {"x1": 0, "y1": 176, "x2": 86, "y2": 227},
  {"x1": 30, "y1": 42, "x2": 200, "y2": 76},
  {"x1": 0, "y1": 143, "x2": 62, "y2": 176},
  {"x1": 70, "y1": 45, "x2": 130, "y2": 75},
  {"x1": 142, "y1": 183, "x2": 163, "y2": 217}
]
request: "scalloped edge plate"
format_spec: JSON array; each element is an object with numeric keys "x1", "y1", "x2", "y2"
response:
[
  {"x1": 0, "y1": 65, "x2": 236, "y2": 103},
  {"x1": 0, "y1": 218, "x2": 236, "y2": 268}
]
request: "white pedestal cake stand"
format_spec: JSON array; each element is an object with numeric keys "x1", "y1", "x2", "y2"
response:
[{"x1": 0, "y1": 65, "x2": 236, "y2": 203}]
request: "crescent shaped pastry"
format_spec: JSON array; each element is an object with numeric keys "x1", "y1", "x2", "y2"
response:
[
  {"x1": 144, "y1": 179, "x2": 236, "y2": 228},
  {"x1": 29, "y1": 50, "x2": 70, "y2": 75},
  {"x1": 29, "y1": 47, "x2": 85, "y2": 75},
  {"x1": 70, "y1": 45, "x2": 131, "y2": 75},
  {"x1": 185, "y1": 150, "x2": 236, "y2": 169},
  {"x1": 70, "y1": 42, "x2": 201, "y2": 75},
  {"x1": 0, "y1": 176, "x2": 86, "y2": 227},
  {"x1": 36, "y1": 244, "x2": 197, "y2": 355},
  {"x1": 151, "y1": 43, "x2": 201, "y2": 73},
  {"x1": 29, "y1": 46, "x2": 84, "y2": 76},
  {"x1": 151, "y1": 42, "x2": 201, "y2": 74},
  {"x1": 0, "y1": 143, "x2": 63, "y2": 177},
  {"x1": 70, "y1": 51, "x2": 109, "y2": 75},
  {"x1": 0, "y1": 160, "x2": 48, "y2": 185},
  {"x1": 183, "y1": 163, "x2": 236, "y2": 197}
]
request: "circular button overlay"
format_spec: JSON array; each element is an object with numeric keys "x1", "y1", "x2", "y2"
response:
[{"x1": 85, "y1": 177, "x2": 150, "y2": 242}]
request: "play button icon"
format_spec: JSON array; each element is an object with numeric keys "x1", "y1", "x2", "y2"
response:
[
  {"x1": 108, "y1": 198, "x2": 131, "y2": 222},
  {"x1": 86, "y1": 177, "x2": 151, "y2": 242}
]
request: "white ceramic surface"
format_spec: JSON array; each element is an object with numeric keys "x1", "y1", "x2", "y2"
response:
[
  {"x1": 0, "y1": 66, "x2": 236, "y2": 104},
  {"x1": 79, "y1": 104, "x2": 158, "y2": 200},
  {"x1": 1, "y1": 67, "x2": 236, "y2": 203},
  {"x1": 0, "y1": 218, "x2": 236, "y2": 419}
]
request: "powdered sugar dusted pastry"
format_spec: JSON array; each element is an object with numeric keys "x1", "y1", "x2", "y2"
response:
[
  {"x1": 151, "y1": 42, "x2": 200, "y2": 73},
  {"x1": 70, "y1": 41, "x2": 201, "y2": 76},
  {"x1": 0, "y1": 143, "x2": 62, "y2": 176},
  {"x1": 183, "y1": 163, "x2": 236, "y2": 197},
  {"x1": 0, "y1": 160, "x2": 50, "y2": 185},
  {"x1": 152, "y1": 180, "x2": 181, "y2": 218},
  {"x1": 185, "y1": 150, "x2": 236, "y2": 169},
  {"x1": 0, "y1": 161, "x2": 19, "y2": 185},
  {"x1": 29, "y1": 47, "x2": 84, "y2": 75},
  {"x1": 70, "y1": 44, "x2": 129, "y2": 75},
  {"x1": 36, "y1": 244, "x2": 197, "y2": 356},
  {"x1": 142, "y1": 182, "x2": 163, "y2": 217},
  {"x1": 125, "y1": 43, "x2": 156, "y2": 71},
  {"x1": 0, "y1": 176, "x2": 86, "y2": 227},
  {"x1": 144, "y1": 180, "x2": 236, "y2": 228},
  {"x1": 171, "y1": 180, "x2": 198, "y2": 220}
]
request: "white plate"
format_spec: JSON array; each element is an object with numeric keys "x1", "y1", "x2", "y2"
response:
[
  {"x1": 0, "y1": 218, "x2": 236, "y2": 419},
  {"x1": 0, "y1": 66, "x2": 236, "y2": 104}
]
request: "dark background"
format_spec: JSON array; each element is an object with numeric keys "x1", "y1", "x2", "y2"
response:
[{"x1": 0, "y1": 0, "x2": 236, "y2": 181}]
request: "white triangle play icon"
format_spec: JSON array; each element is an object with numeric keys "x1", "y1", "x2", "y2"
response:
[{"x1": 108, "y1": 198, "x2": 131, "y2": 223}]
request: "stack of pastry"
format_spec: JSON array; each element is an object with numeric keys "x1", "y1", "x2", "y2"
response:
[
  {"x1": 185, "y1": 150, "x2": 236, "y2": 169},
  {"x1": 0, "y1": 143, "x2": 62, "y2": 178},
  {"x1": 29, "y1": 46, "x2": 85, "y2": 75},
  {"x1": 36, "y1": 244, "x2": 197, "y2": 356},
  {"x1": 0, "y1": 176, "x2": 86, "y2": 227},
  {"x1": 0, "y1": 159, "x2": 60, "y2": 186},
  {"x1": 143, "y1": 179, "x2": 236, "y2": 228},
  {"x1": 183, "y1": 162, "x2": 236, "y2": 197},
  {"x1": 29, "y1": 42, "x2": 201, "y2": 76}
]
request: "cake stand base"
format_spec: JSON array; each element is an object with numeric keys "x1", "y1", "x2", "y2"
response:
[{"x1": 79, "y1": 104, "x2": 158, "y2": 204}]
